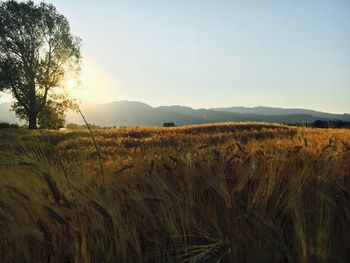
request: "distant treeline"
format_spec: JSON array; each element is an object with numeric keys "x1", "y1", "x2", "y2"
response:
[
  {"x1": 66, "y1": 123, "x2": 139, "y2": 129},
  {"x1": 288, "y1": 120, "x2": 350, "y2": 129},
  {"x1": 66, "y1": 120, "x2": 350, "y2": 130},
  {"x1": 66, "y1": 123, "x2": 103, "y2": 129},
  {"x1": 0, "y1": 122, "x2": 19, "y2": 129},
  {"x1": 1, "y1": 120, "x2": 350, "y2": 130},
  {"x1": 66, "y1": 121, "x2": 350, "y2": 130}
]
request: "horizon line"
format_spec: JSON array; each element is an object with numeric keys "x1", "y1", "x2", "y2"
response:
[{"x1": 1, "y1": 99, "x2": 349, "y2": 115}]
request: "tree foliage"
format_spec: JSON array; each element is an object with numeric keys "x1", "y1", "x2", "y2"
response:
[
  {"x1": 0, "y1": 0, "x2": 81, "y2": 129},
  {"x1": 38, "y1": 93, "x2": 78, "y2": 130}
]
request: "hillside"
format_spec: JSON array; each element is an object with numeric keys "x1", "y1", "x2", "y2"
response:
[
  {"x1": 0, "y1": 102, "x2": 17, "y2": 123},
  {"x1": 67, "y1": 101, "x2": 350, "y2": 126},
  {"x1": 213, "y1": 106, "x2": 350, "y2": 119},
  {"x1": 1, "y1": 101, "x2": 349, "y2": 127}
]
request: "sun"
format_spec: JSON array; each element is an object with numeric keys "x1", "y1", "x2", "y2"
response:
[{"x1": 65, "y1": 78, "x2": 77, "y2": 90}]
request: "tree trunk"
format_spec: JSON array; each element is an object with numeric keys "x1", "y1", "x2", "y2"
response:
[
  {"x1": 27, "y1": 80, "x2": 38, "y2": 129},
  {"x1": 28, "y1": 112, "x2": 37, "y2": 129}
]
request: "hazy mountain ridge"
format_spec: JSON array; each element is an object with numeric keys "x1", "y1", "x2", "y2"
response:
[
  {"x1": 0, "y1": 102, "x2": 17, "y2": 123},
  {"x1": 213, "y1": 106, "x2": 350, "y2": 119},
  {"x1": 1, "y1": 101, "x2": 349, "y2": 127}
]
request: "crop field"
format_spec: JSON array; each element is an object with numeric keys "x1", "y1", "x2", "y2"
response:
[{"x1": 1, "y1": 122, "x2": 350, "y2": 262}]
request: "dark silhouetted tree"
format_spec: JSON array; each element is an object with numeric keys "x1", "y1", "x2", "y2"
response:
[
  {"x1": 38, "y1": 93, "x2": 77, "y2": 129},
  {"x1": 0, "y1": 1, "x2": 81, "y2": 129}
]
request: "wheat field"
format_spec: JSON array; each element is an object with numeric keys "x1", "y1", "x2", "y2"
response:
[{"x1": 0, "y1": 123, "x2": 350, "y2": 262}]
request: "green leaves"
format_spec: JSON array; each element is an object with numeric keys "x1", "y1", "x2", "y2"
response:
[
  {"x1": 38, "y1": 92, "x2": 78, "y2": 130},
  {"x1": 0, "y1": 0, "x2": 81, "y2": 129}
]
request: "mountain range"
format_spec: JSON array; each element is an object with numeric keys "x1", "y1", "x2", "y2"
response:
[{"x1": 1, "y1": 101, "x2": 350, "y2": 127}]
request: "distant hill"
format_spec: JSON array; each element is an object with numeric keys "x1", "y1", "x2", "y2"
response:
[
  {"x1": 212, "y1": 106, "x2": 350, "y2": 121},
  {"x1": 66, "y1": 101, "x2": 204, "y2": 127},
  {"x1": 1, "y1": 101, "x2": 349, "y2": 127},
  {"x1": 0, "y1": 102, "x2": 17, "y2": 123}
]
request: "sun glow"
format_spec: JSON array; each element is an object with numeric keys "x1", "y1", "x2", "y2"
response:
[
  {"x1": 64, "y1": 78, "x2": 78, "y2": 90},
  {"x1": 76, "y1": 57, "x2": 123, "y2": 103}
]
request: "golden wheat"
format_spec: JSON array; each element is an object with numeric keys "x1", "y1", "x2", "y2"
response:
[{"x1": 0, "y1": 123, "x2": 349, "y2": 262}]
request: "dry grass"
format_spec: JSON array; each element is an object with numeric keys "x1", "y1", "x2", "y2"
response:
[{"x1": 0, "y1": 122, "x2": 350, "y2": 262}]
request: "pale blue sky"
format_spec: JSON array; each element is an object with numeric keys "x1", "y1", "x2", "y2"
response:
[{"x1": 2, "y1": 0, "x2": 350, "y2": 113}]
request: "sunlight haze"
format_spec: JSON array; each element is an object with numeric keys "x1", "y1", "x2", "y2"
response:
[{"x1": 20, "y1": 0, "x2": 350, "y2": 114}]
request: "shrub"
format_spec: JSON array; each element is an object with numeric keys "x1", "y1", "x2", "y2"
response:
[{"x1": 0, "y1": 122, "x2": 19, "y2": 129}]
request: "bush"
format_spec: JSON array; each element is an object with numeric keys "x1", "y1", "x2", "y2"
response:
[
  {"x1": 66, "y1": 123, "x2": 102, "y2": 129},
  {"x1": 66, "y1": 123, "x2": 80, "y2": 129},
  {"x1": 0, "y1": 122, "x2": 19, "y2": 129}
]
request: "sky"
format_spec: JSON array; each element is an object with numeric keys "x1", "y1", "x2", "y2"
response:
[{"x1": 1, "y1": 0, "x2": 350, "y2": 113}]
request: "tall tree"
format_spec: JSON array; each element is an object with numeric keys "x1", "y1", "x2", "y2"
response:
[
  {"x1": 0, "y1": 0, "x2": 81, "y2": 129},
  {"x1": 38, "y1": 93, "x2": 77, "y2": 130}
]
